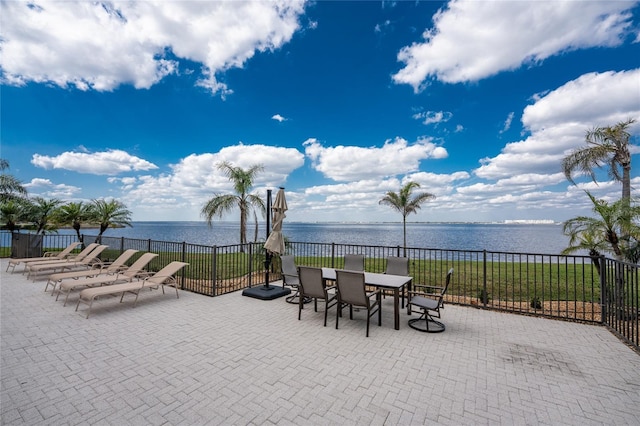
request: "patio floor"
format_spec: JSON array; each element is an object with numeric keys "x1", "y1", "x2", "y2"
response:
[{"x1": 2, "y1": 258, "x2": 640, "y2": 425}]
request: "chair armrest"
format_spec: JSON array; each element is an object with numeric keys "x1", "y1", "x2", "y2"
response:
[
  {"x1": 143, "y1": 274, "x2": 177, "y2": 285},
  {"x1": 90, "y1": 260, "x2": 111, "y2": 270},
  {"x1": 366, "y1": 289, "x2": 381, "y2": 298},
  {"x1": 135, "y1": 270, "x2": 153, "y2": 279},
  {"x1": 409, "y1": 290, "x2": 440, "y2": 298},
  {"x1": 87, "y1": 259, "x2": 103, "y2": 268},
  {"x1": 412, "y1": 284, "x2": 444, "y2": 292}
]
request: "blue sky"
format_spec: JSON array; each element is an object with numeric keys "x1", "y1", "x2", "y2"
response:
[{"x1": 1, "y1": 0, "x2": 639, "y2": 223}]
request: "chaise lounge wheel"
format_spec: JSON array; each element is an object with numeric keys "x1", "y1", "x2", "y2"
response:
[{"x1": 408, "y1": 317, "x2": 445, "y2": 333}]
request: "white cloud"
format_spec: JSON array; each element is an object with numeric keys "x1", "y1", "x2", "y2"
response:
[
  {"x1": 500, "y1": 112, "x2": 514, "y2": 134},
  {"x1": 392, "y1": 0, "x2": 636, "y2": 91},
  {"x1": 31, "y1": 150, "x2": 158, "y2": 175},
  {"x1": 117, "y1": 144, "x2": 305, "y2": 215},
  {"x1": 23, "y1": 178, "x2": 81, "y2": 198},
  {"x1": 475, "y1": 69, "x2": 640, "y2": 180},
  {"x1": 303, "y1": 136, "x2": 448, "y2": 181},
  {"x1": 412, "y1": 110, "x2": 452, "y2": 126},
  {"x1": 457, "y1": 173, "x2": 566, "y2": 196},
  {"x1": 374, "y1": 20, "x2": 391, "y2": 34},
  {"x1": 272, "y1": 114, "x2": 287, "y2": 122},
  {"x1": 522, "y1": 69, "x2": 640, "y2": 131},
  {"x1": 0, "y1": 1, "x2": 307, "y2": 96}
]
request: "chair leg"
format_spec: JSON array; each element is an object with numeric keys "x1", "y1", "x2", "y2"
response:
[
  {"x1": 298, "y1": 295, "x2": 303, "y2": 320},
  {"x1": 366, "y1": 313, "x2": 370, "y2": 337},
  {"x1": 286, "y1": 287, "x2": 312, "y2": 305},
  {"x1": 323, "y1": 299, "x2": 328, "y2": 327},
  {"x1": 408, "y1": 310, "x2": 446, "y2": 333}
]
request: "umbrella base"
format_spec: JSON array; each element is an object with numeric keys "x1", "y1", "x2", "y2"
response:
[{"x1": 242, "y1": 285, "x2": 291, "y2": 300}]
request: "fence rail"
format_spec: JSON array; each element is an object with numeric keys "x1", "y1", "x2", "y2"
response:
[{"x1": 2, "y1": 231, "x2": 637, "y2": 351}]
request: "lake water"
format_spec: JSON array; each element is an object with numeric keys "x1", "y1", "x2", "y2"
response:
[{"x1": 66, "y1": 221, "x2": 571, "y2": 255}]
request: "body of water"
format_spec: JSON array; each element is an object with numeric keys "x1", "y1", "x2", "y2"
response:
[{"x1": 67, "y1": 221, "x2": 571, "y2": 255}]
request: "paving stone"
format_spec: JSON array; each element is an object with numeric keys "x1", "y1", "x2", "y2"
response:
[{"x1": 2, "y1": 258, "x2": 640, "y2": 425}]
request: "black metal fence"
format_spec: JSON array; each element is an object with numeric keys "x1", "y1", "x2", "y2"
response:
[
  {"x1": 600, "y1": 257, "x2": 639, "y2": 349},
  {"x1": 2, "y1": 231, "x2": 637, "y2": 351}
]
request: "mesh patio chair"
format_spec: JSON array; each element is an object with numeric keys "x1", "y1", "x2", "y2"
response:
[
  {"x1": 281, "y1": 255, "x2": 306, "y2": 304},
  {"x1": 383, "y1": 256, "x2": 410, "y2": 300},
  {"x1": 297, "y1": 266, "x2": 338, "y2": 326},
  {"x1": 344, "y1": 254, "x2": 364, "y2": 271},
  {"x1": 335, "y1": 270, "x2": 381, "y2": 337},
  {"x1": 386, "y1": 256, "x2": 409, "y2": 275},
  {"x1": 407, "y1": 268, "x2": 453, "y2": 333}
]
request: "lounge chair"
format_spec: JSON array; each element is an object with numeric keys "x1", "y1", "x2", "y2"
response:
[
  {"x1": 44, "y1": 249, "x2": 139, "y2": 294},
  {"x1": 75, "y1": 261, "x2": 189, "y2": 318},
  {"x1": 22, "y1": 243, "x2": 100, "y2": 270},
  {"x1": 26, "y1": 245, "x2": 108, "y2": 281},
  {"x1": 6, "y1": 241, "x2": 81, "y2": 273},
  {"x1": 54, "y1": 252, "x2": 158, "y2": 306}
]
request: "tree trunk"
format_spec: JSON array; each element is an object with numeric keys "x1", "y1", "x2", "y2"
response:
[
  {"x1": 402, "y1": 215, "x2": 407, "y2": 257},
  {"x1": 622, "y1": 163, "x2": 631, "y2": 204},
  {"x1": 239, "y1": 204, "x2": 247, "y2": 252}
]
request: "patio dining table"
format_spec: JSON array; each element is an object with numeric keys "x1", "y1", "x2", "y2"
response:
[{"x1": 321, "y1": 268, "x2": 412, "y2": 330}]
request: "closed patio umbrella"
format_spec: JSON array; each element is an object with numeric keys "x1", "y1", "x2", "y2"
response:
[
  {"x1": 264, "y1": 188, "x2": 287, "y2": 256},
  {"x1": 242, "y1": 188, "x2": 291, "y2": 300}
]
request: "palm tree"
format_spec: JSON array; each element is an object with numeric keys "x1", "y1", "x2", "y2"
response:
[
  {"x1": 561, "y1": 225, "x2": 609, "y2": 276},
  {"x1": 562, "y1": 118, "x2": 636, "y2": 203},
  {"x1": 91, "y1": 199, "x2": 132, "y2": 242},
  {"x1": 201, "y1": 162, "x2": 266, "y2": 248},
  {"x1": 379, "y1": 181, "x2": 435, "y2": 256},
  {"x1": 0, "y1": 200, "x2": 25, "y2": 232},
  {"x1": 562, "y1": 192, "x2": 640, "y2": 263},
  {"x1": 55, "y1": 201, "x2": 93, "y2": 241},
  {"x1": 24, "y1": 197, "x2": 63, "y2": 234},
  {"x1": 564, "y1": 192, "x2": 640, "y2": 319},
  {"x1": 0, "y1": 159, "x2": 27, "y2": 202}
]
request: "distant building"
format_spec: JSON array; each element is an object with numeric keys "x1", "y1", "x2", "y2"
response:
[{"x1": 503, "y1": 219, "x2": 556, "y2": 225}]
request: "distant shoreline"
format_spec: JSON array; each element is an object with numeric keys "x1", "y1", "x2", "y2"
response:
[{"x1": 117, "y1": 220, "x2": 562, "y2": 226}]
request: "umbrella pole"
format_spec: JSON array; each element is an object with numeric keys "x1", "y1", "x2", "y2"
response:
[
  {"x1": 264, "y1": 189, "x2": 272, "y2": 289},
  {"x1": 241, "y1": 188, "x2": 290, "y2": 300}
]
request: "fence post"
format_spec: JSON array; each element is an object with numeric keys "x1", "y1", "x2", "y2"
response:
[
  {"x1": 180, "y1": 242, "x2": 186, "y2": 290},
  {"x1": 396, "y1": 245, "x2": 401, "y2": 257},
  {"x1": 248, "y1": 243, "x2": 253, "y2": 288},
  {"x1": 600, "y1": 255, "x2": 607, "y2": 325},
  {"x1": 120, "y1": 237, "x2": 124, "y2": 253},
  {"x1": 211, "y1": 246, "x2": 217, "y2": 297},
  {"x1": 331, "y1": 243, "x2": 335, "y2": 268},
  {"x1": 483, "y1": 250, "x2": 488, "y2": 307},
  {"x1": 147, "y1": 239, "x2": 152, "y2": 253}
]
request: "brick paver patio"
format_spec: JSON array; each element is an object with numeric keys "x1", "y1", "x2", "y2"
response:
[{"x1": 2, "y1": 259, "x2": 640, "y2": 425}]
